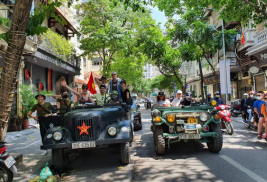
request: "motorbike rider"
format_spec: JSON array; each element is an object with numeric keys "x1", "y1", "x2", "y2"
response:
[
  {"x1": 213, "y1": 91, "x2": 224, "y2": 106},
  {"x1": 245, "y1": 91, "x2": 256, "y2": 122},
  {"x1": 254, "y1": 91, "x2": 265, "y2": 139},
  {"x1": 181, "y1": 92, "x2": 192, "y2": 106},
  {"x1": 241, "y1": 93, "x2": 248, "y2": 122},
  {"x1": 260, "y1": 93, "x2": 267, "y2": 140}
]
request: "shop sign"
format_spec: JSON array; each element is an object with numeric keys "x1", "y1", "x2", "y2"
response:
[
  {"x1": 260, "y1": 53, "x2": 267, "y2": 59},
  {"x1": 204, "y1": 76, "x2": 220, "y2": 85},
  {"x1": 249, "y1": 66, "x2": 260, "y2": 74}
]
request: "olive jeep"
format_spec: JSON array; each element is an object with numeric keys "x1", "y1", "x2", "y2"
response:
[
  {"x1": 151, "y1": 103, "x2": 222, "y2": 155},
  {"x1": 39, "y1": 104, "x2": 134, "y2": 170}
]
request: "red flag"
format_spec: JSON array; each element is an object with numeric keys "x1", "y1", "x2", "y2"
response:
[
  {"x1": 241, "y1": 31, "x2": 245, "y2": 45},
  {"x1": 87, "y1": 72, "x2": 97, "y2": 94}
]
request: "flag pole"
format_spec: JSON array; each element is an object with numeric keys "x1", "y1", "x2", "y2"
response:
[{"x1": 222, "y1": 19, "x2": 228, "y2": 104}]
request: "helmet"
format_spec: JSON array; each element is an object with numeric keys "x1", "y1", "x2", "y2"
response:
[
  {"x1": 215, "y1": 91, "x2": 220, "y2": 95},
  {"x1": 243, "y1": 93, "x2": 248, "y2": 96},
  {"x1": 249, "y1": 91, "x2": 255, "y2": 95},
  {"x1": 208, "y1": 93, "x2": 211, "y2": 96},
  {"x1": 185, "y1": 92, "x2": 191, "y2": 97},
  {"x1": 111, "y1": 90, "x2": 118, "y2": 95}
]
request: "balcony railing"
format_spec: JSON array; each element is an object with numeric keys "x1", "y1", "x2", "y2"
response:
[
  {"x1": 255, "y1": 28, "x2": 267, "y2": 44},
  {"x1": 37, "y1": 35, "x2": 80, "y2": 67}
]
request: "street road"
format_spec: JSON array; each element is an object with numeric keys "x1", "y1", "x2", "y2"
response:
[{"x1": 65, "y1": 106, "x2": 267, "y2": 182}]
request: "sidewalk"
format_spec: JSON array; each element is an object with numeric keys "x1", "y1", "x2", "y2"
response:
[{"x1": 6, "y1": 127, "x2": 53, "y2": 182}]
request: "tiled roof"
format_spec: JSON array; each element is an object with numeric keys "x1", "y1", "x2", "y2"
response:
[
  {"x1": 75, "y1": 78, "x2": 86, "y2": 84},
  {"x1": 84, "y1": 71, "x2": 102, "y2": 79}
]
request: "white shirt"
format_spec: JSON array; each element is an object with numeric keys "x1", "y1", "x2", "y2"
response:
[
  {"x1": 155, "y1": 100, "x2": 168, "y2": 106},
  {"x1": 172, "y1": 97, "x2": 183, "y2": 107}
]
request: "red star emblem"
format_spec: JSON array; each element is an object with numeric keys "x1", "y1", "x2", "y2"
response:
[{"x1": 77, "y1": 122, "x2": 91, "y2": 135}]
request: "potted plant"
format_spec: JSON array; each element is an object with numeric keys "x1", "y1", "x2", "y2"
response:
[{"x1": 19, "y1": 84, "x2": 37, "y2": 130}]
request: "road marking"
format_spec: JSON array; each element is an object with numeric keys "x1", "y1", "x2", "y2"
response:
[
  {"x1": 220, "y1": 155, "x2": 267, "y2": 182},
  {"x1": 15, "y1": 140, "x2": 41, "y2": 150}
]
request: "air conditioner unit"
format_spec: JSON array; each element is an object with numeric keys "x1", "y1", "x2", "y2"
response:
[{"x1": 237, "y1": 34, "x2": 241, "y2": 41}]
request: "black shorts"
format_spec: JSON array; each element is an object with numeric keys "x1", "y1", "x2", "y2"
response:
[{"x1": 259, "y1": 114, "x2": 264, "y2": 118}]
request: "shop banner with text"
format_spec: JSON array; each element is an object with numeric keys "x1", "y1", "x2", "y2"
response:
[{"x1": 219, "y1": 60, "x2": 231, "y2": 94}]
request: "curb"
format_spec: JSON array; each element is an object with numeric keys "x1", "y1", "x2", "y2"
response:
[{"x1": 10, "y1": 152, "x2": 23, "y2": 166}]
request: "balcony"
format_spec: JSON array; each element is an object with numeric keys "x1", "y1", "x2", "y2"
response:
[{"x1": 247, "y1": 28, "x2": 267, "y2": 56}]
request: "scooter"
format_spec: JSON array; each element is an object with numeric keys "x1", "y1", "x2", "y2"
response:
[
  {"x1": 230, "y1": 104, "x2": 242, "y2": 117},
  {"x1": 145, "y1": 101, "x2": 151, "y2": 110},
  {"x1": 216, "y1": 104, "x2": 234, "y2": 135},
  {"x1": 0, "y1": 142, "x2": 17, "y2": 182}
]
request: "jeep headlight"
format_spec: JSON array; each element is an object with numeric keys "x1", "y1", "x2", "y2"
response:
[
  {"x1": 152, "y1": 109, "x2": 161, "y2": 117},
  {"x1": 53, "y1": 132, "x2": 62, "y2": 141},
  {"x1": 167, "y1": 115, "x2": 175, "y2": 122},
  {"x1": 108, "y1": 126, "x2": 117, "y2": 136},
  {"x1": 200, "y1": 113, "x2": 208, "y2": 122}
]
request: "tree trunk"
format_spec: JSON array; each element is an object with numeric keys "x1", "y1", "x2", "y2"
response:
[
  {"x1": 198, "y1": 59, "x2": 204, "y2": 103},
  {"x1": 0, "y1": 0, "x2": 33, "y2": 142}
]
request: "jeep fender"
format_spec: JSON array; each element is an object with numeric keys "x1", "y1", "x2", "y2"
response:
[
  {"x1": 98, "y1": 120, "x2": 131, "y2": 140},
  {"x1": 203, "y1": 116, "x2": 221, "y2": 130},
  {"x1": 42, "y1": 126, "x2": 73, "y2": 146}
]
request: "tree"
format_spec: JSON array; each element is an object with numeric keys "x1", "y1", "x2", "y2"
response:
[
  {"x1": 169, "y1": 18, "x2": 236, "y2": 102},
  {"x1": 0, "y1": 0, "x2": 74, "y2": 141},
  {"x1": 150, "y1": 75, "x2": 181, "y2": 94},
  {"x1": 76, "y1": 0, "x2": 152, "y2": 75},
  {"x1": 154, "y1": 0, "x2": 267, "y2": 27}
]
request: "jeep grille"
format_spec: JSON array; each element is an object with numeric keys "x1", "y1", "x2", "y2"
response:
[{"x1": 75, "y1": 119, "x2": 94, "y2": 141}]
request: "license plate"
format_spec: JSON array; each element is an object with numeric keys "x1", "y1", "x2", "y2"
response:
[
  {"x1": 72, "y1": 141, "x2": 96, "y2": 149},
  {"x1": 179, "y1": 133, "x2": 200, "y2": 139},
  {"x1": 4, "y1": 156, "x2": 16, "y2": 168}
]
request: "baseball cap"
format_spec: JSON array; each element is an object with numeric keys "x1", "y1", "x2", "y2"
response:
[
  {"x1": 111, "y1": 71, "x2": 117, "y2": 75},
  {"x1": 158, "y1": 92, "x2": 164, "y2": 96},
  {"x1": 120, "y1": 80, "x2": 126, "y2": 84},
  {"x1": 177, "y1": 90, "x2": 182, "y2": 94}
]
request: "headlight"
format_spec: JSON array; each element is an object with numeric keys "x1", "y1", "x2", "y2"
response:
[
  {"x1": 200, "y1": 113, "x2": 208, "y2": 122},
  {"x1": 154, "y1": 117, "x2": 161, "y2": 123},
  {"x1": 214, "y1": 114, "x2": 221, "y2": 120},
  {"x1": 167, "y1": 115, "x2": 175, "y2": 122},
  {"x1": 108, "y1": 126, "x2": 117, "y2": 136},
  {"x1": 53, "y1": 132, "x2": 62, "y2": 141}
]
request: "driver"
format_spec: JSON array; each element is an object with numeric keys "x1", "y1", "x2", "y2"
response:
[
  {"x1": 92, "y1": 85, "x2": 110, "y2": 105},
  {"x1": 213, "y1": 91, "x2": 224, "y2": 106},
  {"x1": 108, "y1": 90, "x2": 121, "y2": 104},
  {"x1": 56, "y1": 91, "x2": 74, "y2": 114},
  {"x1": 180, "y1": 92, "x2": 192, "y2": 106}
]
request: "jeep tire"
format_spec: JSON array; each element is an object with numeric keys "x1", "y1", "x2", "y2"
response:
[
  {"x1": 52, "y1": 149, "x2": 69, "y2": 171},
  {"x1": 207, "y1": 123, "x2": 223, "y2": 153},
  {"x1": 154, "y1": 126, "x2": 165, "y2": 155},
  {"x1": 120, "y1": 142, "x2": 130, "y2": 164}
]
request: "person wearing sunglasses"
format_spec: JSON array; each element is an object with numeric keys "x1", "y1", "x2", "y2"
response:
[
  {"x1": 92, "y1": 84, "x2": 110, "y2": 106},
  {"x1": 253, "y1": 91, "x2": 265, "y2": 139},
  {"x1": 154, "y1": 92, "x2": 169, "y2": 107},
  {"x1": 109, "y1": 71, "x2": 122, "y2": 98},
  {"x1": 171, "y1": 90, "x2": 183, "y2": 107}
]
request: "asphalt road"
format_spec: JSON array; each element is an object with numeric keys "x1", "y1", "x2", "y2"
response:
[{"x1": 64, "y1": 106, "x2": 267, "y2": 182}]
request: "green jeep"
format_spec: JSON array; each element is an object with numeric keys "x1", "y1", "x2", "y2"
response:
[{"x1": 151, "y1": 102, "x2": 222, "y2": 155}]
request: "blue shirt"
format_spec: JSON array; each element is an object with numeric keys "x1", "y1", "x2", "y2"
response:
[
  {"x1": 253, "y1": 100, "x2": 265, "y2": 114},
  {"x1": 213, "y1": 98, "x2": 224, "y2": 106}
]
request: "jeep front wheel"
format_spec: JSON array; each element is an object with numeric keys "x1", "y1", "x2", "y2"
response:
[
  {"x1": 207, "y1": 123, "x2": 223, "y2": 153},
  {"x1": 52, "y1": 149, "x2": 69, "y2": 171},
  {"x1": 154, "y1": 126, "x2": 165, "y2": 155},
  {"x1": 120, "y1": 142, "x2": 130, "y2": 164}
]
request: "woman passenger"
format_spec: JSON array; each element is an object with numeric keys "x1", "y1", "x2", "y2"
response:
[
  {"x1": 154, "y1": 92, "x2": 169, "y2": 107},
  {"x1": 120, "y1": 80, "x2": 131, "y2": 103}
]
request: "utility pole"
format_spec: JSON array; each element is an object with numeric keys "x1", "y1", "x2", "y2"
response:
[{"x1": 222, "y1": 19, "x2": 228, "y2": 104}]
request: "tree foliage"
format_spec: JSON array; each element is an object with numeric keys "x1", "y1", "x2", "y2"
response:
[{"x1": 150, "y1": 75, "x2": 181, "y2": 94}]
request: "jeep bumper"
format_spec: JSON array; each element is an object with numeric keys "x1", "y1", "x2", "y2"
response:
[{"x1": 163, "y1": 132, "x2": 218, "y2": 139}]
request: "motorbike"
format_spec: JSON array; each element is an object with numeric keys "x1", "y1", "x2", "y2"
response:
[
  {"x1": 230, "y1": 104, "x2": 242, "y2": 117},
  {"x1": 145, "y1": 101, "x2": 151, "y2": 110},
  {"x1": 216, "y1": 104, "x2": 234, "y2": 135},
  {"x1": 0, "y1": 142, "x2": 17, "y2": 182},
  {"x1": 243, "y1": 109, "x2": 258, "y2": 130}
]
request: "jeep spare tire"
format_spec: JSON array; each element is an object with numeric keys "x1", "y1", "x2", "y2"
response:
[
  {"x1": 207, "y1": 123, "x2": 223, "y2": 153},
  {"x1": 154, "y1": 126, "x2": 165, "y2": 155},
  {"x1": 120, "y1": 142, "x2": 130, "y2": 164}
]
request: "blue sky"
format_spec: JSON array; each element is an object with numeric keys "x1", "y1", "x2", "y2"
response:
[{"x1": 147, "y1": 6, "x2": 167, "y2": 29}]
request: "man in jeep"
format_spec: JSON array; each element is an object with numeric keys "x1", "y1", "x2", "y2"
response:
[{"x1": 108, "y1": 90, "x2": 121, "y2": 104}]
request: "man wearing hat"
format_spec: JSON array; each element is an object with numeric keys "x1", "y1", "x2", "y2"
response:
[
  {"x1": 95, "y1": 75, "x2": 110, "y2": 93},
  {"x1": 109, "y1": 71, "x2": 122, "y2": 98},
  {"x1": 171, "y1": 90, "x2": 183, "y2": 107},
  {"x1": 56, "y1": 91, "x2": 74, "y2": 114},
  {"x1": 28, "y1": 93, "x2": 52, "y2": 121},
  {"x1": 181, "y1": 92, "x2": 192, "y2": 106}
]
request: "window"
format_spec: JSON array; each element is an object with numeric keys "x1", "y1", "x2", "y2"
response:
[{"x1": 92, "y1": 57, "x2": 102, "y2": 66}]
